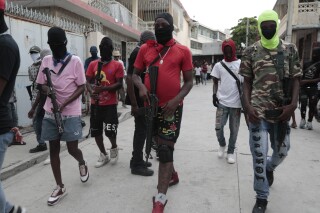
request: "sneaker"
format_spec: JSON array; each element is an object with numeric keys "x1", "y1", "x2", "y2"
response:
[
  {"x1": 47, "y1": 185, "x2": 67, "y2": 206},
  {"x1": 43, "y1": 156, "x2": 51, "y2": 165},
  {"x1": 131, "y1": 165, "x2": 154, "y2": 176},
  {"x1": 29, "y1": 144, "x2": 47, "y2": 153},
  {"x1": 227, "y1": 154, "x2": 236, "y2": 164},
  {"x1": 169, "y1": 171, "x2": 179, "y2": 187},
  {"x1": 252, "y1": 198, "x2": 268, "y2": 213},
  {"x1": 152, "y1": 197, "x2": 167, "y2": 213},
  {"x1": 95, "y1": 152, "x2": 110, "y2": 168},
  {"x1": 299, "y1": 119, "x2": 306, "y2": 129},
  {"x1": 79, "y1": 161, "x2": 89, "y2": 183},
  {"x1": 218, "y1": 146, "x2": 226, "y2": 158},
  {"x1": 306, "y1": 121, "x2": 313, "y2": 130},
  {"x1": 290, "y1": 122, "x2": 297, "y2": 128},
  {"x1": 110, "y1": 147, "x2": 119, "y2": 163},
  {"x1": 10, "y1": 205, "x2": 27, "y2": 213},
  {"x1": 266, "y1": 169, "x2": 274, "y2": 187}
]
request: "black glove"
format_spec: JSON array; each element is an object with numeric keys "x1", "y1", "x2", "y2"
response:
[{"x1": 212, "y1": 94, "x2": 219, "y2": 107}]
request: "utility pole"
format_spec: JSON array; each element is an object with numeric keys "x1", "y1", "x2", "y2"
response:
[
  {"x1": 246, "y1": 17, "x2": 249, "y2": 47},
  {"x1": 285, "y1": 0, "x2": 293, "y2": 42}
]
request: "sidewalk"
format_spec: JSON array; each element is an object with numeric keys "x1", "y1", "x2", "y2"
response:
[
  {"x1": 1, "y1": 105, "x2": 132, "y2": 181},
  {"x1": 2, "y1": 83, "x2": 320, "y2": 213}
]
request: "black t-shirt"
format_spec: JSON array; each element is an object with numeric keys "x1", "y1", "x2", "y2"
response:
[
  {"x1": 84, "y1": 56, "x2": 99, "y2": 72},
  {"x1": 302, "y1": 60, "x2": 320, "y2": 89},
  {"x1": 125, "y1": 46, "x2": 145, "y2": 107},
  {"x1": 0, "y1": 34, "x2": 20, "y2": 134}
]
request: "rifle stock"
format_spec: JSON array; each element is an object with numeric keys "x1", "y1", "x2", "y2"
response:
[
  {"x1": 43, "y1": 68, "x2": 64, "y2": 135},
  {"x1": 145, "y1": 66, "x2": 159, "y2": 163}
]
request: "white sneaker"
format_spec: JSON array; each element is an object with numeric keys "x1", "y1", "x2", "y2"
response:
[
  {"x1": 79, "y1": 161, "x2": 89, "y2": 183},
  {"x1": 227, "y1": 154, "x2": 236, "y2": 164},
  {"x1": 43, "y1": 157, "x2": 51, "y2": 165},
  {"x1": 306, "y1": 121, "x2": 313, "y2": 130},
  {"x1": 218, "y1": 146, "x2": 226, "y2": 158},
  {"x1": 95, "y1": 152, "x2": 110, "y2": 168},
  {"x1": 47, "y1": 185, "x2": 67, "y2": 206},
  {"x1": 110, "y1": 147, "x2": 119, "y2": 163},
  {"x1": 299, "y1": 119, "x2": 306, "y2": 129}
]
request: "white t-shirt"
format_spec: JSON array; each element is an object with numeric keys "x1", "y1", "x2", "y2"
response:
[
  {"x1": 211, "y1": 59, "x2": 243, "y2": 108},
  {"x1": 195, "y1": 67, "x2": 201, "y2": 76}
]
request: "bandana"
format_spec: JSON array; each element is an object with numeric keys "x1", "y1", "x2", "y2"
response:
[
  {"x1": 221, "y1": 39, "x2": 237, "y2": 62},
  {"x1": 0, "y1": 0, "x2": 5, "y2": 11},
  {"x1": 258, "y1": 10, "x2": 280, "y2": 50}
]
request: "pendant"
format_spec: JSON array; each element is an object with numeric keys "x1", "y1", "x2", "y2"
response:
[{"x1": 160, "y1": 59, "x2": 163, "y2": 64}]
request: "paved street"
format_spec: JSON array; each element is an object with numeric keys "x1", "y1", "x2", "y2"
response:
[{"x1": 3, "y1": 82, "x2": 320, "y2": 213}]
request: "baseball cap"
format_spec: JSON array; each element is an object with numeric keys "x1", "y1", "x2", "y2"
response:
[
  {"x1": 29, "y1": 46, "x2": 41, "y2": 54},
  {"x1": 112, "y1": 50, "x2": 121, "y2": 57},
  {"x1": 90, "y1": 46, "x2": 98, "y2": 53},
  {"x1": 0, "y1": 0, "x2": 5, "y2": 11}
]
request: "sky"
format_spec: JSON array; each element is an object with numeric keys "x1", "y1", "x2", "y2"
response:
[{"x1": 179, "y1": 0, "x2": 277, "y2": 31}]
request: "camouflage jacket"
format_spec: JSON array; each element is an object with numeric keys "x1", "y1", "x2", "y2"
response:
[
  {"x1": 239, "y1": 39, "x2": 302, "y2": 120},
  {"x1": 28, "y1": 61, "x2": 41, "y2": 105}
]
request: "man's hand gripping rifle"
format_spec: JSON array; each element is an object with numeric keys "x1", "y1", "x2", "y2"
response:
[
  {"x1": 43, "y1": 68, "x2": 64, "y2": 135},
  {"x1": 145, "y1": 66, "x2": 159, "y2": 164}
]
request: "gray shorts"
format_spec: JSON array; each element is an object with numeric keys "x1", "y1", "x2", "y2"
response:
[{"x1": 41, "y1": 116, "x2": 83, "y2": 142}]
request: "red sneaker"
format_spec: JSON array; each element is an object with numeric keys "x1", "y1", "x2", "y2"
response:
[
  {"x1": 169, "y1": 171, "x2": 179, "y2": 187},
  {"x1": 152, "y1": 197, "x2": 167, "y2": 213}
]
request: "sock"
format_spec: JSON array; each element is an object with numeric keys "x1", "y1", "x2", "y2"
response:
[{"x1": 155, "y1": 193, "x2": 167, "y2": 204}]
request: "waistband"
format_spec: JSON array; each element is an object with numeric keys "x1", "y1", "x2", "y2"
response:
[{"x1": 44, "y1": 111, "x2": 80, "y2": 120}]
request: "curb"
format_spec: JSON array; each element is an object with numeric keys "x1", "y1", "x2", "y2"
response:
[{"x1": 1, "y1": 111, "x2": 132, "y2": 181}]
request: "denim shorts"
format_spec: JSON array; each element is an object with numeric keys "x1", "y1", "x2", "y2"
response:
[{"x1": 41, "y1": 114, "x2": 83, "y2": 142}]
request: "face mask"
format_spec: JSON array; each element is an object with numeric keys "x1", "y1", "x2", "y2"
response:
[
  {"x1": 50, "y1": 44, "x2": 67, "y2": 60},
  {"x1": 91, "y1": 52, "x2": 98, "y2": 58},
  {"x1": 99, "y1": 46, "x2": 113, "y2": 62},
  {"x1": 261, "y1": 28, "x2": 276, "y2": 40},
  {"x1": 155, "y1": 25, "x2": 172, "y2": 45},
  {"x1": 30, "y1": 53, "x2": 40, "y2": 62}
]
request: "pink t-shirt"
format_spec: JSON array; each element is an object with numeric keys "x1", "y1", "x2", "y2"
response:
[{"x1": 36, "y1": 55, "x2": 86, "y2": 116}]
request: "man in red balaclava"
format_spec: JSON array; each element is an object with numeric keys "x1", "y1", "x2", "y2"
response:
[{"x1": 211, "y1": 39, "x2": 243, "y2": 164}]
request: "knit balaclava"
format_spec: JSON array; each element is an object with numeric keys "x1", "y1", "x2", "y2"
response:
[
  {"x1": 99, "y1": 37, "x2": 113, "y2": 62},
  {"x1": 258, "y1": 10, "x2": 280, "y2": 50},
  {"x1": 155, "y1": 12, "x2": 174, "y2": 45},
  {"x1": 221, "y1": 39, "x2": 237, "y2": 62},
  {"x1": 47, "y1": 27, "x2": 67, "y2": 60}
]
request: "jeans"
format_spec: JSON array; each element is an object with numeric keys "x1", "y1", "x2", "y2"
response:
[
  {"x1": 33, "y1": 106, "x2": 45, "y2": 145},
  {"x1": 131, "y1": 114, "x2": 147, "y2": 165},
  {"x1": 249, "y1": 120, "x2": 290, "y2": 199},
  {"x1": 0, "y1": 131, "x2": 14, "y2": 213},
  {"x1": 215, "y1": 104, "x2": 241, "y2": 154}
]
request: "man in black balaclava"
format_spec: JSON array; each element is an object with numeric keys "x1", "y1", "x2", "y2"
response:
[
  {"x1": 154, "y1": 12, "x2": 174, "y2": 45},
  {"x1": 84, "y1": 46, "x2": 99, "y2": 72},
  {"x1": 47, "y1": 27, "x2": 68, "y2": 64},
  {"x1": 99, "y1": 37, "x2": 114, "y2": 62}
]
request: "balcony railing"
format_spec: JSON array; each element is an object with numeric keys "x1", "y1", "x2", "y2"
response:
[
  {"x1": 89, "y1": 0, "x2": 147, "y2": 31},
  {"x1": 298, "y1": 2, "x2": 319, "y2": 13}
]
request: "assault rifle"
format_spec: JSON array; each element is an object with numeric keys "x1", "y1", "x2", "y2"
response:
[
  {"x1": 145, "y1": 66, "x2": 159, "y2": 163},
  {"x1": 94, "y1": 61, "x2": 104, "y2": 119},
  {"x1": 43, "y1": 68, "x2": 64, "y2": 135}
]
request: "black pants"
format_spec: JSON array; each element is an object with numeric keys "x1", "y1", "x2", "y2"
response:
[
  {"x1": 131, "y1": 113, "x2": 147, "y2": 165},
  {"x1": 300, "y1": 87, "x2": 318, "y2": 121}
]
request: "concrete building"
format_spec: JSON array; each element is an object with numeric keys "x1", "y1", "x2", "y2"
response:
[
  {"x1": 274, "y1": 0, "x2": 320, "y2": 62},
  {"x1": 5, "y1": 0, "x2": 193, "y2": 126},
  {"x1": 189, "y1": 20, "x2": 227, "y2": 65}
]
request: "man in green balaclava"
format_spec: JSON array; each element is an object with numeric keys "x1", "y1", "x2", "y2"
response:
[{"x1": 239, "y1": 10, "x2": 302, "y2": 213}]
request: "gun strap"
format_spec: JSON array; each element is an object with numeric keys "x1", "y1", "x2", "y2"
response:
[
  {"x1": 56, "y1": 54, "x2": 73, "y2": 75},
  {"x1": 220, "y1": 61, "x2": 241, "y2": 96}
]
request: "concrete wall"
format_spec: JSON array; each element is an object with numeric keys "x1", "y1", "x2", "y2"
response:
[{"x1": 5, "y1": 15, "x2": 85, "y2": 127}]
